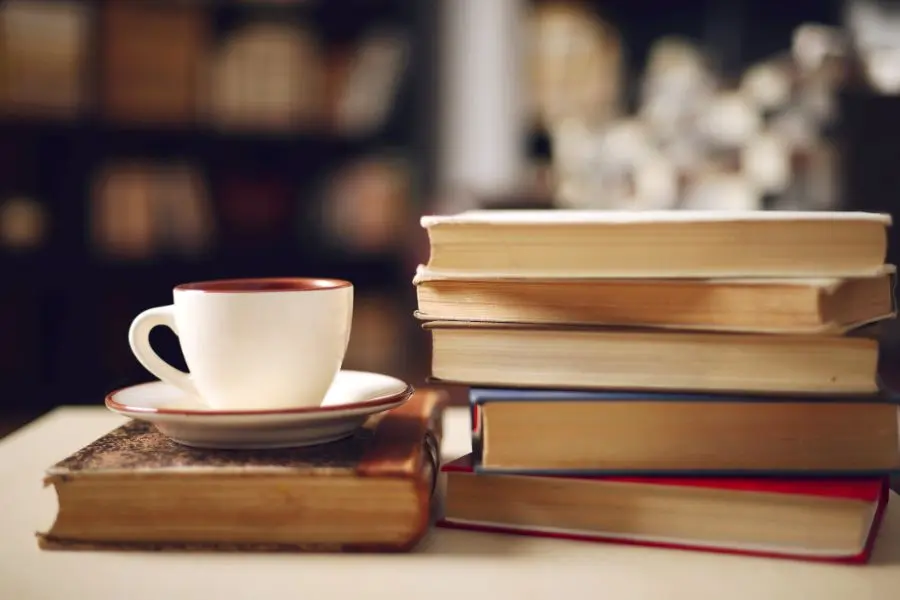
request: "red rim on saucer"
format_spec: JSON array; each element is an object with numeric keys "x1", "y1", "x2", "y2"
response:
[{"x1": 105, "y1": 382, "x2": 415, "y2": 417}]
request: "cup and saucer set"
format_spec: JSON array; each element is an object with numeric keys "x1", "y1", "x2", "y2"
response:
[{"x1": 105, "y1": 277, "x2": 414, "y2": 449}]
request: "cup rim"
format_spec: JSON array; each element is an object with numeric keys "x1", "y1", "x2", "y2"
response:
[{"x1": 174, "y1": 277, "x2": 352, "y2": 293}]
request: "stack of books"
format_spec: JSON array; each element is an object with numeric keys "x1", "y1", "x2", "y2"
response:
[{"x1": 416, "y1": 209, "x2": 899, "y2": 563}]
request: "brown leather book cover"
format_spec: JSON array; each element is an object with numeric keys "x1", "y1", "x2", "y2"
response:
[{"x1": 37, "y1": 389, "x2": 448, "y2": 553}]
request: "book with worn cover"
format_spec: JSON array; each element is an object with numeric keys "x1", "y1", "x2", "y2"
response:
[
  {"x1": 468, "y1": 387, "x2": 900, "y2": 476},
  {"x1": 37, "y1": 389, "x2": 447, "y2": 553},
  {"x1": 439, "y1": 454, "x2": 890, "y2": 564}
]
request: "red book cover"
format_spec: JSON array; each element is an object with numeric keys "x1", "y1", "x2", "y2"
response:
[{"x1": 439, "y1": 454, "x2": 889, "y2": 564}]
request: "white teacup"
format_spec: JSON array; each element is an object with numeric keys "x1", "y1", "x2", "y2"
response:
[{"x1": 128, "y1": 278, "x2": 353, "y2": 411}]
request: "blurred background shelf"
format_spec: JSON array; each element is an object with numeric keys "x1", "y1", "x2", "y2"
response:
[{"x1": 3, "y1": 0, "x2": 900, "y2": 430}]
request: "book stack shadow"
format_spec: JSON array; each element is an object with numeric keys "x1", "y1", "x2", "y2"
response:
[{"x1": 416, "y1": 209, "x2": 899, "y2": 563}]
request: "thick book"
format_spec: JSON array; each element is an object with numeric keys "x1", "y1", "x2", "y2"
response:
[
  {"x1": 438, "y1": 454, "x2": 889, "y2": 564},
  {"x1": 37, "y1": 389, "x2": 447, "y2": 553},
  {"x1": 426, "y1": 321, "x2": 881, "y2": 395},
  {"x1": 469, "y1": 387, "x2": 900, "y2": 475},
  {"x1": 413, "y1": 265, "x2": 897, "y2": 334},
  {"x1": 420, "y1": 210, "x2": 891, "y2": 278}
]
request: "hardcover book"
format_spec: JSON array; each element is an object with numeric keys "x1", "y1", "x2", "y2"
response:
[
  {"x1": 419, "y1": 210, "x2": 891, "y2": 278},
  {"x1": 468, "y1": 387, "x2": 900, "y2": 475},
  {"x1": 426, "y1": 321, "x2": 883, "y2": 395},
  {"x1": 413, "y1": 265, "x2": 896, "y2": 335},
  {"x1": 439, "y1": 454, "x2": 890, "y2": 563},
  {"x1": 38, "y1": 389, "x2": 447, "y2": 552}
]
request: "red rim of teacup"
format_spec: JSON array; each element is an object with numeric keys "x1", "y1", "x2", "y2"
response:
[
  {"x1": 105, "y1": 382, "x2": 415, "y2": 416},
  {"x1": 174, "y1": 277, "x2": 352, "y2": 293}
]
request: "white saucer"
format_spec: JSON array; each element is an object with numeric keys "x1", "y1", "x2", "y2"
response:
[{"x1": 105, "y1": 370, "x2": 414, "y2": 449}]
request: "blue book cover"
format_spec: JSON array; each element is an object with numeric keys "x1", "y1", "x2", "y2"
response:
[
  {"x1": 468, "y1": 387, "x2": 900, "y2": 478},
  {"x1": 469, "y1": 387, "x2": 900, "y2": 406}
]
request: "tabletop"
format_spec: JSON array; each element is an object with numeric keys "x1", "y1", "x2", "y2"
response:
[{"x1": 1, "y1": 405, "x2": 900, "y2": 600}]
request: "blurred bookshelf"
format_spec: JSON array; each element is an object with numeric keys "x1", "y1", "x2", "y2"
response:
[
  {"x1": 517, "y1": 0, "x2": 900, "y2": 292},
  {"x1": 520, "y1": 0, "x2": 850, "y2": 205},
  {"x1": 6, "y1": 0, "x2": 900, "y2": 427},
  {"x1": 0, "y1": 0, "x2": 438, "y2": 418}
]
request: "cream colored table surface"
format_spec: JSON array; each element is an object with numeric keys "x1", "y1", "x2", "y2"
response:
[{"x1": 2, "y1": 406, "x2": 900, "y2": 600}]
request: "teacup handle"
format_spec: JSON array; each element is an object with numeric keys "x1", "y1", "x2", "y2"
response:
[{"x1": 128, "y1": 305, "x2": 198, "y2": 397}]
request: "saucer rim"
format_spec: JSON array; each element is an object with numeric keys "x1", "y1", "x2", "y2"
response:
[{"x1": 105, "y1": 372, "x2": 415, "y2": 417}]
